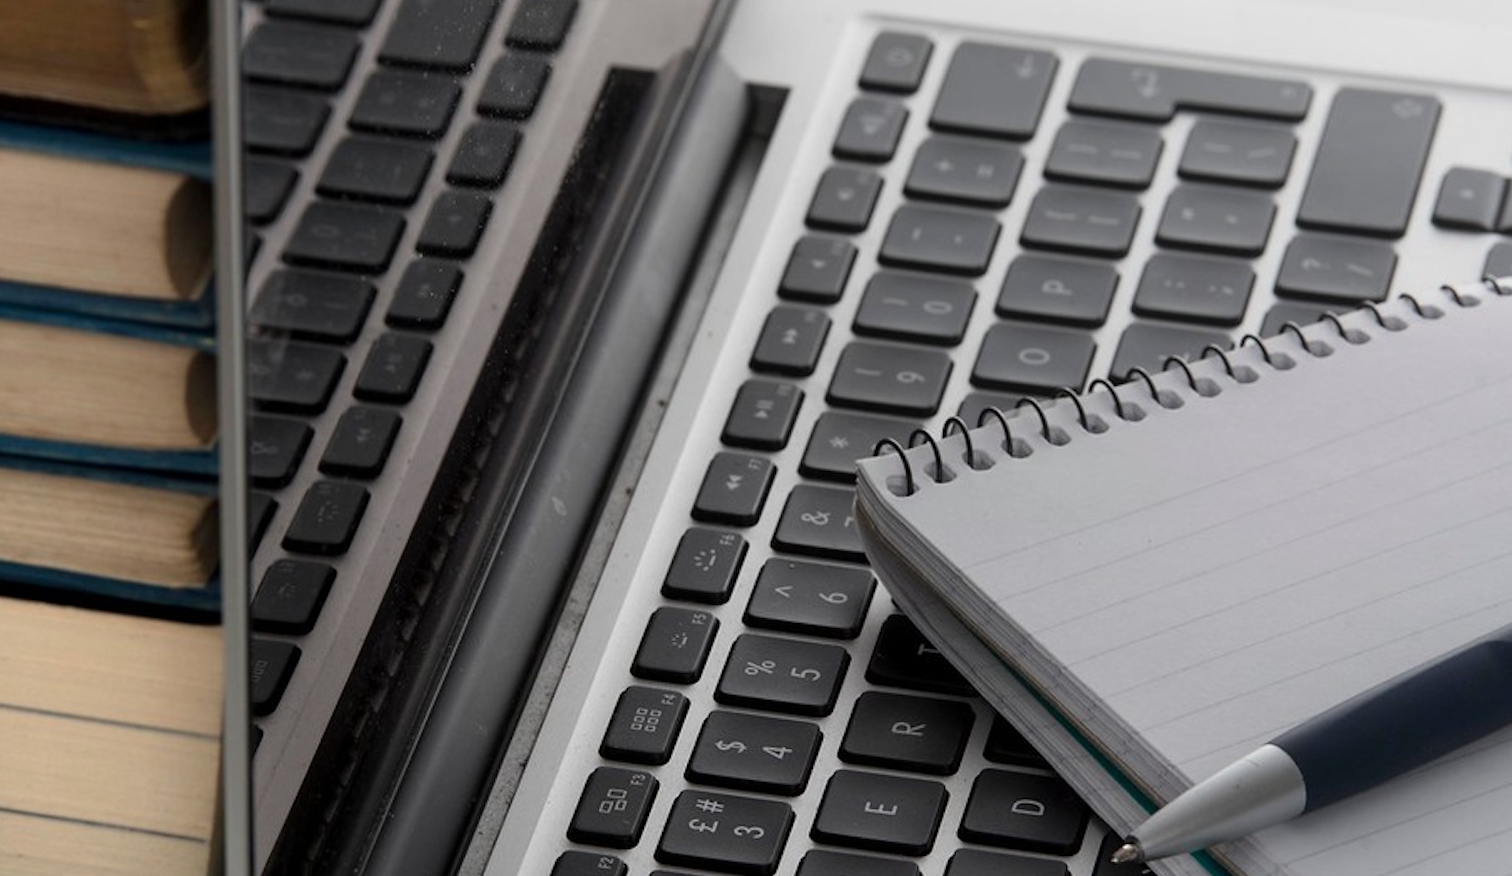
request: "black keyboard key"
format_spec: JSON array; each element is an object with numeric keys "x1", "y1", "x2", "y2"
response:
[
  {"x1": 285, "y1": 201, "x2": 405, "y2": 272},
  {"x1": 1179, "y1": 118, "x2": 1295, "y2": 188},
  {"x1": 780, "y1": 236, "x2": 856, "y2": 304},
  {"x1": 878, "y1": 205, "x2": 999, "y2": 276},
  {"x1": 772, "y1": 485, "x2": 866, "y2": 563},
  {"x1": 1020, "y1": 186, "x2": 1140, "y2": 257},
  {"x1": 983, "y1": 714, "x2": 1050, "y2": 768},
  {"x1": 350, "y1": 69, "x2": 461, "y2": 138},
  {"x1": 252, "y1": 559, "x2": 335, "y2": 635},
  {"x1": 447, "y1": 121, "x2": 521, "y2": 187},
  {"x1": 251, "y1": 269, "x2": 375, "y2": 341},
  {"x1": 687, "y1": 711, "x2": 822, "y2": 795},
  {"x1": 866, "y1": 614, "x2": 974, "y2": 696},
  {"x1": 807, "y1": 167, "x2": 883, "y2": 231},
  {"x1": 243, "y1": 20, "x2": 359, "y2": 91},
  {"x1": 319, "y1": 406, "x2": 401, "y2": 478},
  {"x1": 601, "y1": 687, "x2": 689, "y2": 765},
  {"x1": 266, "y1": 0, "x2": 381, "y2": 25},
  {"x1": 745, "y1": 558, "x2": 875, "y2": 639},
  {"x1": 416, "y1": 189, "x2": 492, "y2": 256},
  {"x1": 249, "y1": 492, "x2": 278, "y2": 552},
  {"x1": 1298, "y1": 88, "x2": 1439, "y2": 238},
  {"x1": 1274, "y1": 235, "x2": 1396, "y2": 303},
  {"x1": 692, "y1": 452, "x2": 775, "y2": 527},
  {"x1": 904, "y1": 136, "x2": 1022, "y2": 207},
  {"x1": 249, "y1": 415, "x2": 313, "y2": 488},
  {"x1": 1156, "y1": 184, "x2": 1274, "y2": 256},
  {"x1": 959, "y1": 770, "x2": 1088, "y2": 854},
  {"x1": 722, "y1": 380, "x2": 803, "y2": 450},
  {"x1": 1108, "y1": 322, "x2": 1229, "y2": 378},
  {"x1": 947, "y1": 849, "x2": 1067, "y2": 876},
  {"x1": 840, "y1": 691, "x2": 974, "y2": 774},
  {"x1": 244, "y1": 86, "x2": 330, "y2": 156},
  {"x1": 568, "y1": 767, "x2": 658, "y2": 848},
  {"x1": 250, "y1": 638, "x2": 300, "y2": 716},
  {"x1": 833, "y1": 97, "x2": 908, "y2": 162},
  {"x1": 827, "y1": 341, "x2": 951, "y2": 417},
  {"x1": 997, "y1": 255, "x2": 1118, "y2": 327},
  {"x1": 854, "y1": 272, "x2": 975, "y2": 345},
  {"x1": 799, "y1": 850, "x2": 921, "y2": 876},
  {"x1": 800, "y1": 411, "x2": 914, "y2": 483},
  {"x1": 283, "y1": 480, "x2": 369, "y2": 555},
  {"x1": 632, "y1": 607, "x2": 718, "y2": 683},
  {"x1": 716, "y1": 634, "x2": 849, "y2": 716},
  {"x1": 1132, "y1": 253, "x2": 1254, "y2": 326},
  {"x1": 354, "y1": 332, "x2": 432, "y2": 402},
  {"x1": 244, "y1": 157, "x2": 299, "y2": 224},
  {"x1": 1433, "y1": 167, "x2": 1506, "y2": 231},
  {"x1": 388, "y1": 259, "x2": 462, "y2": 328},
  {"x1": 477, "y1": 54, "x2": 551, "y2": 119},
  {"x1": 750, "y1": 306, "x2": 829, "y2": 376},
  {"x1": 1044, "y1": 119, "x2": 1162, "y2": 189},
  {"x1": 972, "y1": 321, "x2": 1094, "y2": 393},
  {"x1": 248, "y1": 339, "x2": 346, "y2": 414},
  {"x1": 1486, "y1": 241, "x2": 1512, "y2": 279},
  {"x1": 931, "y1": 42, "x2": 1056, "y2": 140},
  {"x1": 380, "y1": 0, "x2": 498, "y2": 72},
  {"x1": 662, "y1": 528, "x2": 746, "y2": 604},
  {"x1": 657, "y1": 790, "x2": 793, "y2": 876},
  {"x1": 811, "y1": 769, "x2": 948, "y2": 855},
  {"x1": 506, "y1": 0, "x2": 578, "y2": 50},
  {"x1": 553, "y1": 852, "x2": 627, "y2": 876},
  {"x1": 1069, "y1": 57, "x2": 1310, "y2": 121},
  {"x1": 800, "y1": 411, "x2": 915, "y2": 483},
  {"x1": 859, "y1": 32, "x2": 932, "y2": 94},
  {"x1": 318, "y1": 136, "x2": 434, "y2": 205}
]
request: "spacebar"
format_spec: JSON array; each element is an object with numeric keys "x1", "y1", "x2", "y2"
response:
[{"x1": 1297, "y1": 87, "x2": 1440, "y2": 239}]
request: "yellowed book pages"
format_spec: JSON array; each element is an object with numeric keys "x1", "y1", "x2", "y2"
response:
[
  {"x1": 0, "y1": 467, "x2": 216, "y2": 589},
  {"x1": 0, "y1": 148, "x2": 212, "y2": 300},
  {"x1": 0, "y1": 0, "x2": 207, "y2": 116},
  {"x1": 0, "y1": 597, "x2": 220, "y2": 876},
  {"x1": 0, "y1": 318, "x2": 216, "y2": 452}
]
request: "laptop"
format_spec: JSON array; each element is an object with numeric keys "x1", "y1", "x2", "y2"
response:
[{"x1": 226, "y1": 0, "x2": 1512, "y2": 873}]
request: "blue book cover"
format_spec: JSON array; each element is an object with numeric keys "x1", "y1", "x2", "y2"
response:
[
  {"x1": 0, "y1": 302, "x2": 217, "y2": 476},
  {"x1": 0, "y1": 118, "x2": 215, "y2": 328},
  {"x1": 0, "y1": 454, "x2": 220, "y2": 618}
]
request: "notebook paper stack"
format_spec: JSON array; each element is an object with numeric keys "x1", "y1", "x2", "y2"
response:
[{"x1": 855, "y1": 281, "x2": 1512, "y2": 876}]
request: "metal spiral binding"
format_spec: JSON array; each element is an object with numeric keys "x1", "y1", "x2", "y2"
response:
[{"x1": 875, "y1": 280, "x2": 1512, "y2": 497}]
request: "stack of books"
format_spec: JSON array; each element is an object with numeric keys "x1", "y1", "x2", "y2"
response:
[{"x1": 0, "y1": 2, "x2": 223, "y2": 874}]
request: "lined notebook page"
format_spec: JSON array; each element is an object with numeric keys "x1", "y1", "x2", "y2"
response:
[{"x1": 858, "y1": 292, "x2": 1512, "y2": 876}]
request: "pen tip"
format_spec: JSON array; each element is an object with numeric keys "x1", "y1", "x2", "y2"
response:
[{"x1": 1110, "y1": 842, "x2": 1143, "y2": 865}]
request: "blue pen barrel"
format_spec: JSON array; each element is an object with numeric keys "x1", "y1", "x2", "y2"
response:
[{"x1": 1276, "y1": 630, "x2": 1512, "y2": 811}]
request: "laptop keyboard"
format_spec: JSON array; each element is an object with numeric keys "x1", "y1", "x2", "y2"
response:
[
  {"x1": 500, "y1": 19, "x2": 1512, "y2": 876},
  {"x1": 237, "y1": 0, "x2": 612, "y2": 861}
]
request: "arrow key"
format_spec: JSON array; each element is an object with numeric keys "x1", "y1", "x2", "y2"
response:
[{"x1": 692, "y1": 452, "x2": 775, "y2": 526}]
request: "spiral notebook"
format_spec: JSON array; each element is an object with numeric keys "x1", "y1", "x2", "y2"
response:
[{"x1": 854, "y1": 280, "x2": 1512, "y2": 876}]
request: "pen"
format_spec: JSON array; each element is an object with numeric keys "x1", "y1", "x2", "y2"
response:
[{"x1": 1111, "y1": 621, "x2": 1512, "y2": 864}]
